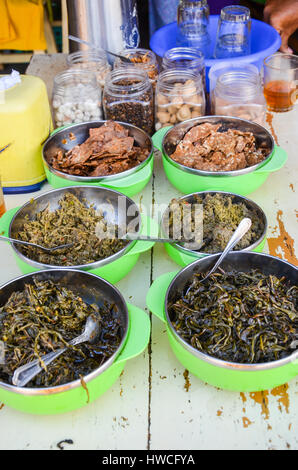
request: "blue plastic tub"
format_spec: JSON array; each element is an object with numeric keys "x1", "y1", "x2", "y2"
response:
[{"x1": 150, "y1": 15, "x2": 281, "y2": 91}]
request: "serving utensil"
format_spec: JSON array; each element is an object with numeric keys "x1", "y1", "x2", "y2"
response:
[
  {"x1": 68, "y1": 35, "x2": 132, "y2": 63},
  {"x1": 121, "y1": 233, "x2": 203, "y2": 250},
  {"x1": 200, "y1": 217, "x2": 252, "y2": 282},
  {"x1": 12, "y1": 314, "x2": 101, "y2": 388},
  {"x1": 94, "y1": 223, "x2": 203, "y2": 250},
  {"x1": 0, "y1": 235, "x2": 73, "y2": 253}
]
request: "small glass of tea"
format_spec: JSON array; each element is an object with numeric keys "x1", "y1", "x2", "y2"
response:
[
  {"x1": 263, "y1": 53, "x2": 298, "y2": 112},
  {"x1": 0, "y1": 178, "x2": 6, "y2": 218}
]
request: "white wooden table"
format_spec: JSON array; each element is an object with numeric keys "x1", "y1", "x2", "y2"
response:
[{"x1": 0, "y1": 71, "x2": 297, "y2": 450}]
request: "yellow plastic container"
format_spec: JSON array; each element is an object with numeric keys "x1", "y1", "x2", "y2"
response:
[{"x1": 0, "y1": 74, "x2": 53, "y2": 193}]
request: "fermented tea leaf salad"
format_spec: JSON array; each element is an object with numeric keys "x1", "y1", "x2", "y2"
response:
[
  {"x1": 16, "y1": 192, "x2": 127, "y2": 266},
  {"x1": 0, "y1": 279, "x2": 123, "y2": 387},
  {"x1": 168, "y1": 269, "x2": 298, "y2": 363},
  {"x1": 167, "y1": 193, "x2": 265, "y2": 253}
]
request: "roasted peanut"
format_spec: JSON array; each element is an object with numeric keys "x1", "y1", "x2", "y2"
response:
[
  {"x1": 157, "y1": 94, "x2": 168, "y2": 106},
  {"x1": 156, "y1": 111, "x2": 171, "y2": 123},
  {"x1": 177, "y1": 105, "x2": 191, "y2": 121}
]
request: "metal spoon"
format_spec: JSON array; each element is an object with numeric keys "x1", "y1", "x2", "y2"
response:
[
  {"x1": 121, "y1": 233, "x2": 203, "y2": 250},
  {"x1": 68, "y1": 35, "x2": 132, "y2": 63},
  {"x1": 200, "y1": 217, "x2": 252, "y2": 282},
  {"x1": 94, "y1": 223, "x2": 203, "y2": 250},
  {"x1": 0, "y1": 235, "x2": 73, "y2": 253},
  {"x1": 12, "y1": 314, "x2": 100, "y2": 388}
]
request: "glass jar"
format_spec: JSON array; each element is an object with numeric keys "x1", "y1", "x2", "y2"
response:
[
  {"x1": 103, "y1": 67, "x2": 154, "y2": 135},
  {"x1": 155, "y1": 69, "x2": 206, "y2": 130},
  {"x1": 212, "y1": 70, "x2": 266, "y2": 126},
  {"x1": 177, "y1": 0, "x2": 211, "y2": 59},
  {"x1": 66, "y1": 50, "x2": 111, "y2": 88},
  {"x1": 52, "y1": 70, "x2": 102, "y2": 128},
  {"x1": 162, "y1": 47, "x2": 206, "y2": 90},
  {"x1": 114, "y1": 48, "x2": 159, "y2": 89}
]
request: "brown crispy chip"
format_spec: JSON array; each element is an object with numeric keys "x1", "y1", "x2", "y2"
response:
[
  {"x1": 170, "y1": 123, "x2": 270, "y2": 172},
  {"x1": 47, "y1": 121, "x2": 149, "y2": 176}
]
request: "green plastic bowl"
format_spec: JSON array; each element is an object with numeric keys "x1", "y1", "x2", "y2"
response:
[
  {"x1": 0, "y1": 186, "x2": 158, "y2": 284},
  {"x1": 146, "y1": 252, "x2": 298, "y2": 392},
  {"x1": 42, "y1": 121, "x2": 154, "y2": 197},
  {"x1": 0, "y1": 269, "x2": 150, "y2": 415},
  {"x1": 160, "y1": 191, "x2": 268, "y2": 267},
  {"x1": 152, "y1": 117, "x2": 288, "y2": 196}
]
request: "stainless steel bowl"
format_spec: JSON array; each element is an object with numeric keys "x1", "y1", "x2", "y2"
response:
[
  {"x1": 161, "y1": 191, "x2": 268, "y2": 259},
  {"x1": 9, "y1": 186, "x2": 141, "y2": 270},
  {"x1": 0, "y1": 269, "x2": 129, "y2": 394},
  {"x1": 165, "y1": 252, "x2": 298, "y2": 370},
  {"x1": 162, "y1": 115, "x2": 275, "y2": 177},
  {"x1": 42, "y1": 120, "x2": 153, "y2": 183}
]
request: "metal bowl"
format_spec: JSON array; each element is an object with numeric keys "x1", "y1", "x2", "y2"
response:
[
  {"x1": 42, "y1": 120, "x2": 153, "y2": 183},
  {"x1": 165, "y1": 252, "x2": 298, "y2": 371},
  {"x1": 0, "y1": 269, "x2": 129, "y2": 394},
  {"x1": 161, "y1": 191, "x2": 268, "y2": 261},
  {"x1": 162, "y1": 115, "x2": 275, "y2": 177},
  {"x1": 9, "y1": 186, "x2": 141, "y2": 270}
]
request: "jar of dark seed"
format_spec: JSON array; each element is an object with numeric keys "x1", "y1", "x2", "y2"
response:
[{"x1": 103, "y1": 68, "x2": 154, "y2": 135}]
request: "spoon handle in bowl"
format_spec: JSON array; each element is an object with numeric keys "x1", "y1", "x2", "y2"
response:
[
  {"x1": 202, "y1": 218, "x2": 252, "y2": 281},
  {"x1": 12, "y1": 332, "x2": 89, "y2": 388},
  {"x1": 0, "y1": 235, "x2": 45, "y2": 250},
  {"x1": 12, "y1": 348, "x2": 67, "y2": 388}
]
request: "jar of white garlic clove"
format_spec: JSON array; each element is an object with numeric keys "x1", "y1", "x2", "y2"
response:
[
  {"x1": 212, "y1": 70, "x2": 266, "y2": 126},
  {"x1": 67, "y1": 50, "x2": 111, "y2": 88},
  {"x1": 155, "y1": 69, "x2": 206, "y2": 131},
  {"x1": 52, "y1": 69, "x2": 102, "y2": 128}
]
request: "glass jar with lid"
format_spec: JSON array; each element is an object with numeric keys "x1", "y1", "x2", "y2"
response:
[
  {"x1": 162, "y1": 47, "x2": 206, "y2": 90},
  {"x1": 66, "y1": 50, "x2": 111, "y2": 88},
  {"x1": 212, "y1": 70, "x2": 266, "y2": 126},
  {"x1": 155, "y1": 69, "x2": 206, "y2": 130},
  {"x1": 177, "y1": 0, "x2": 211, "y2": 58},
  {"x1": 114, "y1": 48, "x2": 159, "y2": 89},
  {"x1": 52, "y1": 69, "x2": 102, "y2": 128},
  {"x1": 103, "y1": 67, "x2": 154, "y2": 135}
]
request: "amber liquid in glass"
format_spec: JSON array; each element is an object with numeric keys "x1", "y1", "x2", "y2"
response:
[{"x1": 264, "y1": 80, "x2": 297, "y2": 112}]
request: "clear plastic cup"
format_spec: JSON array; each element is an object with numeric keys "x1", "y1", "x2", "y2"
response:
[
  {"x1": 176, "y1": 0, "x2": 211, "y2": 59},
  {"x1": 214, "y1": 5, "x2": 251, "y2": 59}
]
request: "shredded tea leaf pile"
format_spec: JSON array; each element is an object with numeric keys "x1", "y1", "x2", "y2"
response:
[
  {"x1": 167, "y1": 193, "x2": 264, "y2": 253},
  {"x1": 17, "y1": 192, "x2": 127, "y2": 266},
  {"x1": 0, "y1": 280, "x2": 123, "y2": 387},
  {"x1": 168, "y1": 269, "x2": 298, "y2": 364}
]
